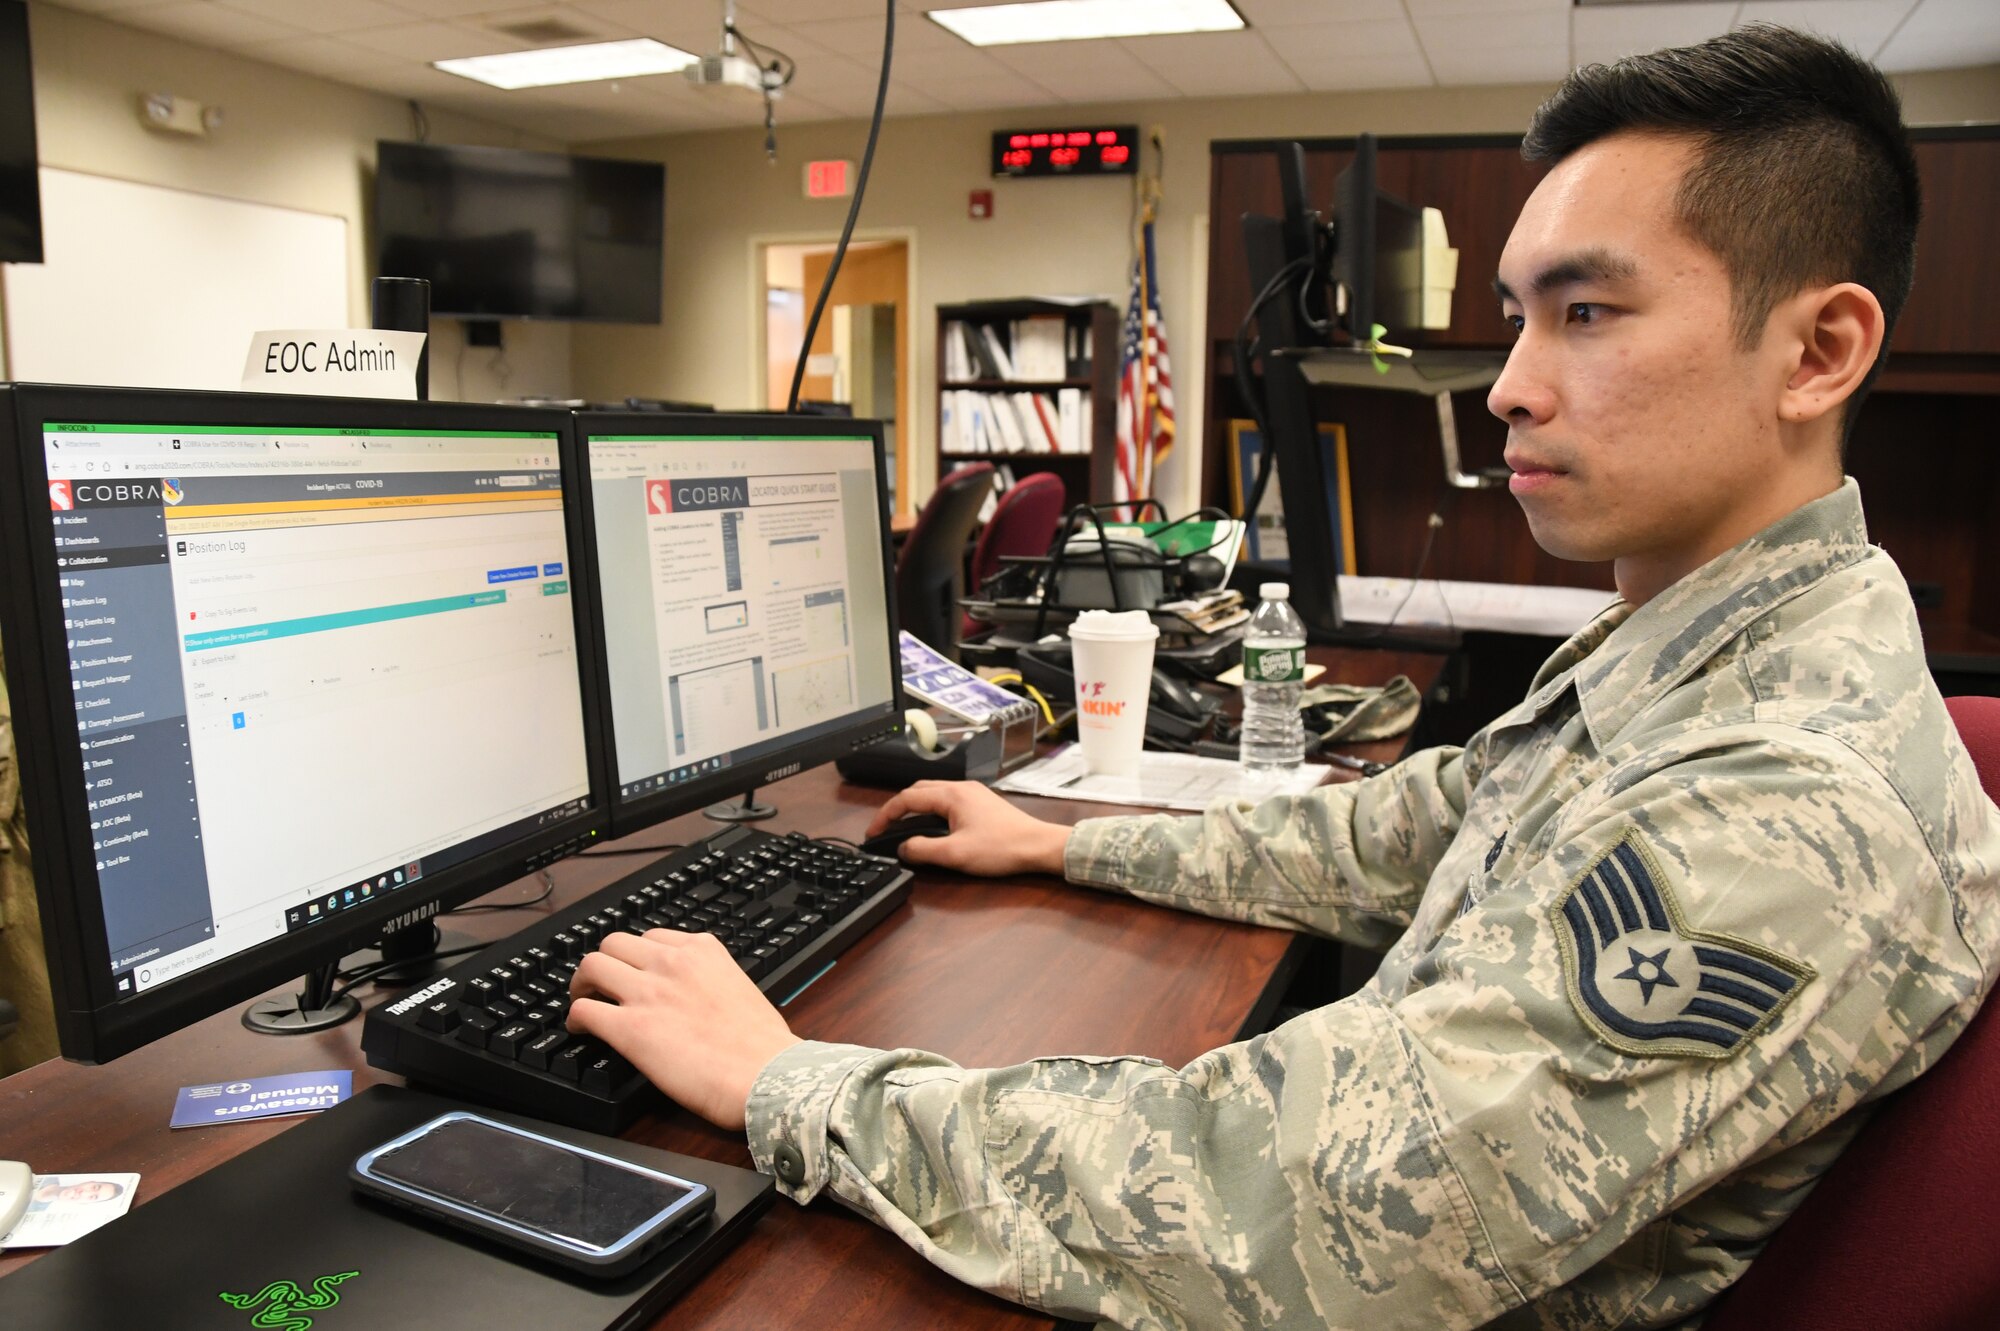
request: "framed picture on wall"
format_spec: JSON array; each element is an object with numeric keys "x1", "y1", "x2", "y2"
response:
[{"x1": 1226, "y1": 419, "x2": 1357, "y2": 574}]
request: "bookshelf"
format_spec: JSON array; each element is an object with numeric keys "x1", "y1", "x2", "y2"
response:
[{"x1": 935, "y1": 298, "x2": 1118, "y2": 510}]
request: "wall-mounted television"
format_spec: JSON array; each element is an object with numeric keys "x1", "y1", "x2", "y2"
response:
[
  {"x1": 1, "y1": 0, "x2": 43, "y2": 265},
  {"x1": 374, "y1": 141, "x2": 664, "y2": 324}
]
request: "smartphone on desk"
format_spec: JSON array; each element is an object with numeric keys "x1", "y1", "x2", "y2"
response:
[{"x1": 350, "y1": 1111, "x2": 716, "y2": 1278}]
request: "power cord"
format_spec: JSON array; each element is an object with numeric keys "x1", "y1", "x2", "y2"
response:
[
  {"x1": 785, "y1": 0, "x2": 893, "y2": 412},
  {"x1": 444, "y1": 868, "x2": 555, "y2": 914}
]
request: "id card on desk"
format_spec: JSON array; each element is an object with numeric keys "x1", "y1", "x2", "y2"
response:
[{"x1": 0, "y1": 1174, "x2": 140, "y2": 1250}]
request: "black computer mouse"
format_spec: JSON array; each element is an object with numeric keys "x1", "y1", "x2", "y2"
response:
[{"x1": 860, "y1": 812, "x2": 952, "y2": 859}]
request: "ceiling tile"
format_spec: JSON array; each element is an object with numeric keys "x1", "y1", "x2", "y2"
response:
[
  {"x1": 341, "y1": 20, "x2": 520, "y2": 61},
  {"x1": 895, "y1": 65, "x2": 1051, "y2": 108},
  {"x1": 982, "y1": 39, "x2": 1178, "y2": 102},
  {"x1": 1261, "y1": 14, "x2": 1431, "y2": 90},
  {"x1": 1413, "y1": 4, "x2": 1568, "y2": 52},
  {"x1": 43, "y1": 0, "x2": 183, "y2": 13},
  {"x1": 119, "y1": 3, "x2": 308, "y2": 49},
  {"x1": 1734, "y1": 1, "x2": 1919, "y2": 59},
  {"x1": 1413, "y1": 4, "x2": 1567, "y2": 85},
  {"x1": 1123, "y1": 30, "x2": 1305, "y2": 97},
  {"x1": 562, "y1": 1, "x2": 720, "y2": 51},
  {"x1": 731, "y1": 0, "x2": 898, "y2": 22},
  {"x1": 211, "y1": 0, "x2": 409, "y2": 36},
  {"x1": 1233, "y1": 0, "x2": 1407, "y2": 23},
  {"x1": 358, "y1": 1, "x2": 522, "y2": 16},
  {"x1": 756, "y1": 13, "x2": 930, "y2": 59},
  {"x1": 1406, "y1": 0, "x2": 1568, "y2": 15},
  {"x1": 234, "y1": 33, "x2": 396, "y2": 83},
  {"x1": 1571, "y1": 3, "x2": 1739, "y2": 67},
  {"x1": 1426, "y1": 43, "x2": 1569, "y2": 85},
  {"x1": 1874, "y1": 0, "x2": 2000, "y2": 71}
]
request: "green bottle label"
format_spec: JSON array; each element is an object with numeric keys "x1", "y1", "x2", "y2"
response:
[{"x1": 1243, "y1": 645, "x2": 1303, "y2": 683}]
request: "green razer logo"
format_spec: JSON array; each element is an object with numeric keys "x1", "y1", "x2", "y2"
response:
[{"x1": 217, "y1": 1271, "x2": 358, "y2": 1330}]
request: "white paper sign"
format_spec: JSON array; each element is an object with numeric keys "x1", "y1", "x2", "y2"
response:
[{"x1": 241, "y1": 329, "x2": 426, "y2": 399}]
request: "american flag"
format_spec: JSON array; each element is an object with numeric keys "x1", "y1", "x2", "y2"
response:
[{"x1": 1115, "y1": 214, "x2": 1174, "y2": 515}]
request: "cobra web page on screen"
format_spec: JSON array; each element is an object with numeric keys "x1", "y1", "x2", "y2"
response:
[
  {"x1": 44, "y1": 425, "x2": 591, "y2": 995},
  {"x1": 590, "y1": 435, "x2": 893, "y2": 797}
]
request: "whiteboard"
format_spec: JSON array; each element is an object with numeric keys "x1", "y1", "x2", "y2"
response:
[{"x1": 2, "y1": 168, "x2": 348, "y2": 390}]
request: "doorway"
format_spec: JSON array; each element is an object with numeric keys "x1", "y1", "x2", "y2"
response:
[{"x1": 759, "y1": 238, "x2": 911, "y2": 515}]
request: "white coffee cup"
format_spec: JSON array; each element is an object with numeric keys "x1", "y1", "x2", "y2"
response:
[{"x1": 1067, "y1": 609, "x2": 1160, "y2": 776}]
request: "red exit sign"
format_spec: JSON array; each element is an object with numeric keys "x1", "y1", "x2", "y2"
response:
[
  {"x1": 804, "y1": 159, "x2": 853, "y2": 199},
  {"x1": 991, "y1": 125, "x2": 1138, "y2": 178}
]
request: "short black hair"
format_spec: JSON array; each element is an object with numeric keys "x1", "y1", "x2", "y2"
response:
[{"x1": 1523, "y1": 23, "x2": 1920, "y2": 427}]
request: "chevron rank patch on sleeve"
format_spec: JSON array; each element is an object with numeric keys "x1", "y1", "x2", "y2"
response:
[{"x1": 1551, "y1": 836, "x2": 1814, "y2": 1059}]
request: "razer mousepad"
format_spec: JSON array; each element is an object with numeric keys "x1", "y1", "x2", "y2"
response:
[{"x1": 0, "y1": 1085, "x2": 776, "y2": 1330}]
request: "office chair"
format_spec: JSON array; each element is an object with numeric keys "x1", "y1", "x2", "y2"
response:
[
  {"x1": 896, "y1": 462, "x2": 995, "y2": 659},
  {"x1": 963, "y1": 472, "x2": 1067, "y2": 640},
  {"x1": 1702, "y1": 694, "x2": 2000, "y2": 1331}
]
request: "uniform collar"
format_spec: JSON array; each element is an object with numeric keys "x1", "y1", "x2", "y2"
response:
[{"x1": 1517, "y1": 480, "x2": 1872, "y2": 751}]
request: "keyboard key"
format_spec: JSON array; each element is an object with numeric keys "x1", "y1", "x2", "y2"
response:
[
  {"x1": 552, "y1": 1041, "x2": 600, "y2": 1083},
  {"x1": 525, "y1": 946, "x2": 553, "y2": 967},
  {"x1": 520, "y1": 1030, "x2": 568, "y2": 1071},
  {"x1": 490, "y1": 1021, "x2": 537, "y2": 1059},
  {"x1": 505, "y1": 989, "x2": 537, "y2": 1010},
  {"x1": 548, "y1": 930, "x2": 582, "y2": 960},
  {"x1": 487, "y1": 965, "x2": 517, "y2": 986},
  {"x1": 416, "y1": 997, "x2": 460, "y2": 1033},
  {"x1": 744, "y1": 945, "x2": 779, "y2": 979},
  {"x1": 582, "y1": 1053, "x2": 634, "y2": 1096},
  {"x1": 484, "y1": 999, "x2": 522, "y2": 1022},
  {"x1": 464, "y1": 976, "x2": 498, "y2": 1002},
  {"x1": 456, "y1": 1009, "x2": 500, "y2": 1049}
]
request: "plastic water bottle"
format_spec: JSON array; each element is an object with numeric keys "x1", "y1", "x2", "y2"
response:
[{"x1": 1240, "y1": 582, "x2": 1306, "y2": 774}]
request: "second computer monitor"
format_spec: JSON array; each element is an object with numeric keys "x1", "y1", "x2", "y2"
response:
[{"x1": 578, "y1": 414, "x2": 902, "y2": 834}]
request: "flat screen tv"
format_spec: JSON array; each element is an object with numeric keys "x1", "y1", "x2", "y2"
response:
[
  {"x1": 375, "y1": 140, "x2": 664, "y2": 324},
  {"x1": 1, "y1": 0, "x2": 42, "y2": 265}
]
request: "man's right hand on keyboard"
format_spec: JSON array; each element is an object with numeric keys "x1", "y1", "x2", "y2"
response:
[
  {"x1": 568, "y1": 929, "x2": 800, "y2": 1132},
  {"x1": 864, "y1": 781, "x2": 1071, "y2": 877}
]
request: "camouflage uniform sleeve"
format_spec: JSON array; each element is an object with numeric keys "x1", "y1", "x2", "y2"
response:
[
  {"x1": 744, "y1": 729, "x2": 1982, "y2": 1330},
  {"x1": 1059, "y1": 744, "x2": 1469, "y2": 949}
]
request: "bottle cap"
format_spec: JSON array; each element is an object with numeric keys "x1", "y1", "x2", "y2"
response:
[{"x1": 1260, "y1": 582, "x2": 1290, "y2": 602}]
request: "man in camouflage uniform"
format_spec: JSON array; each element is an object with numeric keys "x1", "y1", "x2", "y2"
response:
[{"x1": 567, "y1": 27, "x2": 2000, "y2": 1329}]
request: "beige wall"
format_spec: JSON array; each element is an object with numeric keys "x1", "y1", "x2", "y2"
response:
[
  {"x1": 574, "y1": 62, "x2": 2000, "y2": 514},
  {"x1": 13, "y1": 1, "x2": 574, "y2": 402}
]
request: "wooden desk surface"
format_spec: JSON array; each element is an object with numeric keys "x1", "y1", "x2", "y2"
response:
[{"x1": 0, "y1": 646, "x2": 1445, "y2": 1327}]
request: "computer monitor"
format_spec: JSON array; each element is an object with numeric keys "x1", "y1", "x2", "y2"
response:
[
  {"x1": 0, "y1": 385, "x2": 608, "y2": 1062},
  {"x1": 575, "y1": 412, "x2": 903, "y2": 835},
  {"x1": 1330, "y1": 134, "x2": 1426, "y2": 343}
]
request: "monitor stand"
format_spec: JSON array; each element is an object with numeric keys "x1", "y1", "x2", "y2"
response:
[
  {"x1": 705, "y1": 785, "x2": 776, "y2": 823},
  {"x1": 242, "y1": 919, "x2": 474, "y2": 1034},
  {"x1": 242, "y1": 960, "x2": 359, "y2": 1034}
]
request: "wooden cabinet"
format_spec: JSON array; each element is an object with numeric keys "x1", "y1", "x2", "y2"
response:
[{"x1": 934, "y1": 298, "x2": 1118, "y2": 509}]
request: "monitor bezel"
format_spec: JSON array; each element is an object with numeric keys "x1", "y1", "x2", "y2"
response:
[
  {"x1": 573, "y1": 411, "x2": 906, "y2": 839},
  {"x1": 0, "y1": 383, "x2": 612, "y2": 1063}
]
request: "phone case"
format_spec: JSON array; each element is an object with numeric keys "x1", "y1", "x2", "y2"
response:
[{"x1": 348, "y1": 1112, "x2": 715, "y2": 1278}]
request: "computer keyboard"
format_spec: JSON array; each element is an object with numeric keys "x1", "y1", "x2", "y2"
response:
[{"x1": 361, "y1": 824, "x2": 913, "y2": 1133}]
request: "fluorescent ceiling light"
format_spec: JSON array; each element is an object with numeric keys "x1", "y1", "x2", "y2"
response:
[
  {"x1": 435, "y1": 38, "x2": 698, "y2": 90},
  {"x1": 928, "y1": 0, "x2": 1245, "y2": 47}
]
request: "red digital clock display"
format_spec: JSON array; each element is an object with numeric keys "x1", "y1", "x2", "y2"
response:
[{"x1": 991, "y1": 125, "x2": 1139, "y2": 178}]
